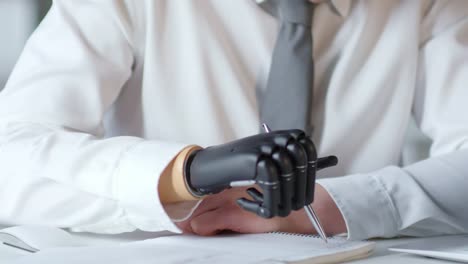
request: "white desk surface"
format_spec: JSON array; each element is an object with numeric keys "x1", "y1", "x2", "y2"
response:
[{"x1": 0, "y1": 229, "x2": 455, "y2": 264}]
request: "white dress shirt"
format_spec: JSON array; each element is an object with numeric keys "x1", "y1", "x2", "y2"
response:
[{"x1": 0, "y1": 0, "x2": 467, "y2": 240}]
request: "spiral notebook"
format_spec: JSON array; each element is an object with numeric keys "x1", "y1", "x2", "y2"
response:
[{"x1": 10, "y1": 232, "x2": 375, "y2": 264}]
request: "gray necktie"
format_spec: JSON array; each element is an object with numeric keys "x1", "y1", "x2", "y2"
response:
[{"x1": 259, "y1": 0, "x2": 315, "y2": 132}]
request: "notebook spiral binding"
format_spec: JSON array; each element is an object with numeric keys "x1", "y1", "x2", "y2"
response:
[
  {"x1": 269, "y1": 232, "x2": 321, "y2": 238},
  {"x1": 271, "y1": 232, "x2": 368, "y2": 244}
]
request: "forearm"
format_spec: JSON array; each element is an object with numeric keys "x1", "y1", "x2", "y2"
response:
[
  {"x1": 318, "y1": 149, "x2": 468, "y2": 240},
  {"x1": 0, "y1": 122, "x2": 189, "y2": 233},
  {"x1": 158, "y1": 145, "x2": 203, "y2": 203}
]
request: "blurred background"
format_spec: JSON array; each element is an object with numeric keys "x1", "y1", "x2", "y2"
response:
[{"x1": 0, "y1": 0, "x2": 51, "y2": 89}]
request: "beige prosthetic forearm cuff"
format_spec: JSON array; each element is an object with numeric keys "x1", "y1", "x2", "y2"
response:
[{"x1": 158, "y1": 145, "x2": 204, "y2": 204}]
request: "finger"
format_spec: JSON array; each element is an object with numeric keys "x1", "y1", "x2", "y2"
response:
[
  {"x1": 238, "y1": 196, "x2": 281, "y2": 219},
  {"x1": 237, "y1": 197, "x2": 262, "y2": 215},
  {"x1": 256, "y1": 158, "x2": 280, "y2": 218},
  {"x1": 269, "y1": 129, "x2": 304, "y2": 138},
  {"x1": 176, "y1": 219, "x2": 194, "y2": 234},
  {"x1": 274, "y1": 130, "x2": 316, "y2": 206},
  {"x1": 246, "y1": 188, "x2": 264, "y2": 203},
  {"x1": 285, "y1": 129, "x2": 306, "y2": 140},
  {"x1": 271, "y1": 148, "x2": 294, "y2": 217},
  {"x1": 317, "y1": 155, "x2": 338, "y2": 170},
  {"x1": 285, "y1": 140, "x2": 308, "y2": 210},
  {"x1": 190, "y1": 208, "x2": 229, "y2": 236},
  {"x1": 298, "y1": 136, "x2": 318, "y2": 205}
]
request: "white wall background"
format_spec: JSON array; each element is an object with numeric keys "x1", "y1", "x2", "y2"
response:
[{"x1": 0, "y1": 0, "x2": 40, "y2": 89}]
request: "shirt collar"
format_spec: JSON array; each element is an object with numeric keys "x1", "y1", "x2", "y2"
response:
[
  {"x1": 329, "y1": 0, "x2": 351, "y2": 17},
  {"x1": 255, "y1": 0, "x2": 351, "y2": 18}
]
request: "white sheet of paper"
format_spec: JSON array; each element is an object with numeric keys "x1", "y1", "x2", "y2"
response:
[
  {"x1": 9, "y1": 244, "x2": 264, "y2": 264},
  {"x1": 10, "y1": 233, "x2": 374, "y2": 264},
  {"x1": 389, "y1": 235, "x2": 468, "y2": 263}
]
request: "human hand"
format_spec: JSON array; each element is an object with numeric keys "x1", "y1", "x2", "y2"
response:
[
  {"x1": 176, "y1": 184, "x2": 347, "y2": 236},
  {"x1": 176, "y1": 187, "x2": 282, "y2": 236},
  {"x1": 185, "y1": 129, "x2": 338, "y2": 219}
]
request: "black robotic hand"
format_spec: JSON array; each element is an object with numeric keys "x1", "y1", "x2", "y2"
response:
[{"x1": 184, "y1": 129, "x2": 338, "y2": 219}]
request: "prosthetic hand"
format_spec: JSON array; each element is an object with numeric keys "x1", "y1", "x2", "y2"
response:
[{"x1": 184, "y1": 129, "x2": 338, "y2": 219}]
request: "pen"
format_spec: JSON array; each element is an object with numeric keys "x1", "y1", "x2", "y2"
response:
[{"x1": 262, "y1": 123, "x2": 328, "y2": 243}]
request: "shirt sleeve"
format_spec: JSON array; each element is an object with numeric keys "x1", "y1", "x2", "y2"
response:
[
  {"x1": 0, "y1": 0, "x2": 187, "y2": 234},
  {"x1": 318, "y1": 1, "x2": 468, "y2": 240}
]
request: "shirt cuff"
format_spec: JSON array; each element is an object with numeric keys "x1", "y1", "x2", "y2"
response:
[
  {"x1": 114, "y1": 140, "x2": 189, "y2": 233},
  {"x1": 317, "y1": 167, "x2": 402, "y2": 240}
]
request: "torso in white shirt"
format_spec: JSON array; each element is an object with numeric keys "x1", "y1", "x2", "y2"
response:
[
  {"x1": 2, "y1": 0, "x2": 468, "y2": 238},
  {"x1": 104, "y1": 0, "x2": 428, "y2": 178}
]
